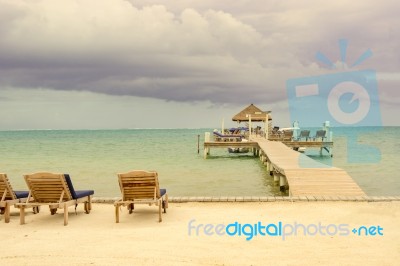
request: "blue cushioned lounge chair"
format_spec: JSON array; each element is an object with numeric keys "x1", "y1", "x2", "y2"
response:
[
  {"x1": 213, "y1": 131, "x2": 244, "y2": 142},
  {"x1": 0, "y1": 173, "x2": 37, "y2": 223},
  {"x1": 114, "y1": 170, "x2": 168, "y2": 223},
  {"x1": 17, "y1": 172, "x2": 94, "y2": 226}
]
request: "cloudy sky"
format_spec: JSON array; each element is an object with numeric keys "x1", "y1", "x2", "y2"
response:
[{"x1": 0, "y1": 0, "x2": 398, "y2": 129}]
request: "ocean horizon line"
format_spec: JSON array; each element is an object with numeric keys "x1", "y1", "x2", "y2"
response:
[
  {"x1": 0, "y1": 125, "x2": 398, "y2": 132},
  {"x1": 0, "y1": 127, "x2": 216, "y2": 132}
]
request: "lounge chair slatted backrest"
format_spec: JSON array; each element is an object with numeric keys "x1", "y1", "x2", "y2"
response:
[
  {"x1": 283, "y1": 130, "x2": 293, "y2": 141},
  {"x1": 0, "y1": 173, "x2": 17, "y2": 201},
  {"x1": 17, "y1": 172, "x2": 93, "y2": 226},
  {"x1": 0, "y1": 173, "x2": 31, "y2": 223},
  {"x1": 25, "y1": 173, "x2": 72, "y2": 203},
  {"x1": 119, "y1": 171, "x2": 160, "y2": 200},
  {"x1": 298, "y1": 130, "x2": 310, "y2": 141},
  {"x1": 115, "y1": 170, "x2": 168, "y2": 223},
  {"x1": 314, "y1": 130, "x2": 327, "y2": 141}
]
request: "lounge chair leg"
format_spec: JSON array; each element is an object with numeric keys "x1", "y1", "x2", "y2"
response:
[
  {"x1": 162, "y1": 200, "x2": 167, "y2": 213},
  {"x1": 115, "y1": 205, "x2": 120, "y2": 223},
  {"x1": 20, "y1": 206, "x2": 25, "y2": 225},
  {"x1": 84, "y1": 202, "x2": 90, "y2": 214},
  {"x1": 88, "y1": 196, "x2": 92, "y2": 211},
  {"x1": 128, "y1": 203, "x2": 134, "y2": 214},
  {"x1": 64, "y1": 203, "x2": 68, "y2": 226},
  {"x1": 5, "y1": 204, "x2": 10, "y2": 223},
  {"x1": 158, "y1": 201, "x2": 162, "y2": 222}
]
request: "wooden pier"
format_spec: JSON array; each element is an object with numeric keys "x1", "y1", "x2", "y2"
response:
[
  {"x1": 255, "y1": 138, "x2": 365, "y2": 197},
  {"x1": 203, "y1": 136, "x2": 365, "y2": 197}
]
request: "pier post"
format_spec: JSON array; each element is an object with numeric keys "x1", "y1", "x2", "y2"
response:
[
  {"x1": 197, "y1": 134, "x2": 200, "y2": 154},
  {"x1": 204, "y1": 132, "x2": 211, "y2": 159},
  {"x1": 279, "y1": 175, "x2": 287, "y2": 192},
  {"x1": 205, "y1": 132, "x2": 210, "y2": 142},
  {"x1": 273, "y1": 171, "x2": 280, "y2": 185}
]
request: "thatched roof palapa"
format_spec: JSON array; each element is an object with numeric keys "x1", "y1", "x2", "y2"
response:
[{"x1": 232, "y1": 104, "x2": 272, "y2": 122}]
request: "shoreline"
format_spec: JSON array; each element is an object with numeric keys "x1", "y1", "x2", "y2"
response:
[
  {"x1": 92, "y1": 195, "x2": 400, "y2": 203},
  {"x1": 1, "y1": 201, "x2": 399, "y2": 265}
]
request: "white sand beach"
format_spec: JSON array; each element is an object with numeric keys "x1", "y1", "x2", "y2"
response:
[{"x1": 1, "y1": 201, "x2": 399, "y2": 266}]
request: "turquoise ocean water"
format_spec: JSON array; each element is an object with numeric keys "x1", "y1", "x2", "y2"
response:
[{"x1": 1, "y1": 127, "x2": 398, "y2": 197}]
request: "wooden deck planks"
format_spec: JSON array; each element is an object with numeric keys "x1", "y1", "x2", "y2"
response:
[{"x1": 255, "y1": 139, "x2": 365, "y2": 197}]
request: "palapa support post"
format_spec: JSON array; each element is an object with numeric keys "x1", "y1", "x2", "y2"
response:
[{"x1": 248, "y1": 114, "x2": 252, "y2": 138}]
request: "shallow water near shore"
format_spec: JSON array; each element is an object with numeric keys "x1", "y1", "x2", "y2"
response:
[{"x1": 1, "y1": 127, "x2": 398, "y2": 197}]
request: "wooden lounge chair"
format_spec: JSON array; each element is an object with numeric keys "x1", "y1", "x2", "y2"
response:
[
  {"x1": 0, "y1": 173, "x2": 37, "y2": 223},
  {"x1": 282, "y1": 130, "x2": 293, "y2": 141},
  {"x1": 268, "y1": 127, "x2": 281, "y2": 140},
  {"x1": 297, "y1": 130, "x2": 310, "y2": 141},
  {"x1": 16, "y1": 172, "x2": 94, "y2": 226},
  {"x1": 114, "y1": 170, "x2": 168, "y2": 223},
  {"x1": 313, "y1": 130, "x2": 327, "y2": 141}
]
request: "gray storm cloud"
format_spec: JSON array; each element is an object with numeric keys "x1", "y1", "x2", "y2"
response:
[{"x1": 0, "y1": 0, "x2": 399, "y2": 105}]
